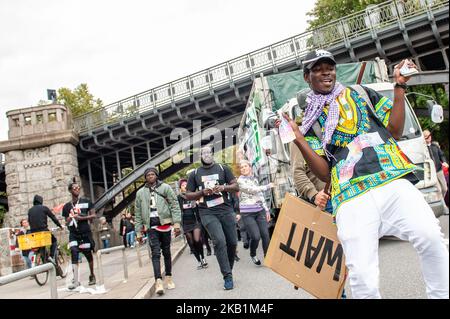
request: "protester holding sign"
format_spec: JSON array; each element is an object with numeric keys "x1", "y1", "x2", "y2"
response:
[
  {"x1": 289, "y1": 142, "x2": 346, "y2": 298},
  {"x1": 283, "y1": 49, "x2": 449, "y2": 299}
]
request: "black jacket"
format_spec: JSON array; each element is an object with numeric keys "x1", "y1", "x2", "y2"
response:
[
  {"x1": 28, "y1": 195, "x2": 62, "y2": 232},
  {"x1": 428, "y1": 142, "x2": 447, "y2": 173}
]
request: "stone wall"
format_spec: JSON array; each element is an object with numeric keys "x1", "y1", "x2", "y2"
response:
[
  {"x1": 0, "y1": 228, "x2": 13, "y2": 276},
  {"x1": 3, "y1": 143, "x2": 79, "y2": 228}
]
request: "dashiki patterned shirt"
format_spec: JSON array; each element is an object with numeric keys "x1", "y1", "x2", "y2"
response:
[{"x1": 305, "y1": 86, "x2": 418, "y2": 216}]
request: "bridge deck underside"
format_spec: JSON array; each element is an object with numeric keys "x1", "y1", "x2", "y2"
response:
[{"x1": 75, "y1": 4, "x2": 449, "y2": 210}]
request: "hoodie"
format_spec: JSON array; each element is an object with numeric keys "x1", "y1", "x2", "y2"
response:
[{"x1": 28, "y1": 195, "x2": 62, "y2": 232}]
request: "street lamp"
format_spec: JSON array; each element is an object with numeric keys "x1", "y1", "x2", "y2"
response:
[
  {"x1": 47, "y1": 89, "x2": 57, "y2": 103},
  {"x1": 405, "y1": 92, "x2": 444, "y2": 124}
]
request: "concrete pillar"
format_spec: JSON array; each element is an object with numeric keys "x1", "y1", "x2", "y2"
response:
[{"x1": 0, "y1": 104, "x2": 80, "y2": 229}]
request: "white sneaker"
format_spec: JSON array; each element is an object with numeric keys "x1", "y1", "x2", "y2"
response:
[
  {"x1": 165, "y1": 275, "x2": 176, "y2": 290},
  {"x1": 155, "y1": 278, "x2": 164, "y2": 295},
  {"x1": 68, "y1": 281, "x2": 81, "y2": 290}
]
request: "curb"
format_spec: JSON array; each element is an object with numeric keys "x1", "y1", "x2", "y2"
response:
[{"x1": 133, "y1": 239, "x2": 187, "y2": 299}]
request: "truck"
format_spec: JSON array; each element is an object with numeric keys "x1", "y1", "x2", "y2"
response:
[{"x1": 237, "y1": 59, "x2": 446, "y2": 225}]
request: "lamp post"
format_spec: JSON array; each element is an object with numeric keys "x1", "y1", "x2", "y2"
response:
[{"x1": 47, "y1": 89, "x2": 57, "y2": 103}]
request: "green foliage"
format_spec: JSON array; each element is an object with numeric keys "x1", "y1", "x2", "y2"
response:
[
  {"x1": 59, "y1": 242, "x2": 71, "y2": 257},
  {"x1": 411, "y1": 84, "x2": 449, "y2": 159},
  {"x1": 0, "y1": 191, "x2": 6, "y2": 227},
  {"x1": 0, "y1": 204, "x2": 6, "y2": 228},
  {"x1": 165, "y1": 162, "x2": 202, "y2": 183},
  {"x1": 164, "y1": 145, "x2": 238, "y2": 183},
  {"x1": 419, "y1": 117, "x2": 449, "y2": 159},
  {"x1": 408, "y1": 84, "x2": 448, "y2": 110},
  {"x1": 307, "y1": 0, "x2": 387, "y2": 30},
  {"x1": 56, "y1": 84, "x2": 103, "y2": 117}
]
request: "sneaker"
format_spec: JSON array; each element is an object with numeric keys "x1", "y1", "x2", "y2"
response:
[
  {"x1": 68, "y1": 281, "x2": 80, "y2": 290},
  {"x1": 234, "y1": 254, "x2": 240, "y2": 262},
  {"x1": 223, "y1": 277, "x2": 234, "y2": 290},
  {"x1": 165, "y1": 275, "x2": 176, "y2": 290},
  {"x1": 243, "y1": 243, "x2": 249, "y2": 249},
  {"x1": 155, "y1": 278, "x2": 164, "y2": 295},
  {"x1": 201, "y1": 259, "x2": 208, "y2": 268},
  {"x1": 197, "y1": 262, "x2": 203, "y2": 270},
  {"x1": 88, "y1": 275, "x2": 96, "y2": 286},
  {"x1": 206, "y1": 250, "x2": 212, "y2": 256},
  {"x1": 251, "y1": 256, "x2": 261, "y2": 266}
]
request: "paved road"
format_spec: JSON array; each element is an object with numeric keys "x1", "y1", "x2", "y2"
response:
[
  {"x1": 154, "y1": 215, "x2": 449, "y2": 299},
  {"x1": 0, "y1": 237, "x2": 185, "y2": 299}
]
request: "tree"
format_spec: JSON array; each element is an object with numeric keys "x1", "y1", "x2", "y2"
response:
[
  {"x1": 307, "y1": 0, "x2": 386, "y2": 30},
  {"x1": 411, "y1": 84, "x2": 449, "y2": 159},
  {"x1": 56, "y1": 84, "x2": 103, "y2": 117},
  {"x1": 0, "y1": 191, "x2": 6, "y2": 227},
  {"x1": 0, "y1": 205, "x2": 5, "y2": 227}
]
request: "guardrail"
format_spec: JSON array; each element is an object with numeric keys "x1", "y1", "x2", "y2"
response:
[
  {"x1": 0, "y1": 263, "x2": 58, "y2": 299},
  {"x1": 73, "y1": 0, "x2": 448, "y2": 134},
  {"x1": 96, "y1": 245, "x2": 128, "y2": 290}
]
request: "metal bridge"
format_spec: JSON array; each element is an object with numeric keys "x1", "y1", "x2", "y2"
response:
[{"x1": 72, "y1": 0, "x2": 449, "y2": 218}]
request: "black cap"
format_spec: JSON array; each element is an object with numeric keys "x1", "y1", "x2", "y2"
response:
[
  {"x1": 302, "y1": 49, "x2": 336, "y2": 71},
  {"x1": 144, "y1": 167, "x2": 159, "y2": 178}
]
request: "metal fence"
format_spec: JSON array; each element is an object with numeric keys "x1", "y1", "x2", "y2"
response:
[
  {"x1": 0, "y1": 263, "x2": 58, "y2": 299},
  {"x1": 73, "y1": 0, "x2": 448, "y2": 134},
  {"x1": 95, "y1": 245, "x2": 128, "y2": 290}
]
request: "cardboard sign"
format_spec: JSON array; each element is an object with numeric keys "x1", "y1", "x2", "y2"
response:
[{"x1": 265, "y1": 193, "x2": 347, "y2": 299}]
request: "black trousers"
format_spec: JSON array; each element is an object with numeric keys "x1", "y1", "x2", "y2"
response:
[
  {"x1": 148, "y1": 229, "x2": 172, "y2": 279},
  {"x1": 241, "y1": 210, "x2": 270, "y2": 257}
]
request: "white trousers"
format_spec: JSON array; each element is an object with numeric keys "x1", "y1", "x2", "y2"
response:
[{"x1": 336, "y1": 178, "x2": 449, "y2": 299}]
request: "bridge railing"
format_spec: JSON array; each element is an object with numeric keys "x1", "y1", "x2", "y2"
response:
[{"x1": 73, "y1": 0, "x2": 448, "y2": 134}]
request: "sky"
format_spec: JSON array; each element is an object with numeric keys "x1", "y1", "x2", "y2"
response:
[{"x1": 0, "y1": 0, "x2": 316, "y2": 143}]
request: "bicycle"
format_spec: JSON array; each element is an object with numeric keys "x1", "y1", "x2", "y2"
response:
[{"x1": 19, "y1": 228, "x2": 69, "y2": 286}]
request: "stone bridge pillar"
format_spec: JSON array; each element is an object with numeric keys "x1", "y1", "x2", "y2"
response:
[{"x1": 0, "y1": 104, "x2": 80, "y2": 228}]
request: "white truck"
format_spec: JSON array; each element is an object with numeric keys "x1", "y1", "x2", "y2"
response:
[{"x1": 237, "y1": 59, "x2": 446, "y2": 221}]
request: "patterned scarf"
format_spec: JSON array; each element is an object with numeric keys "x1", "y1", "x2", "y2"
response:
[{"x1": 300, "y1": 82, "x2": 345, "y2": 150}]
